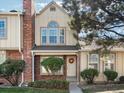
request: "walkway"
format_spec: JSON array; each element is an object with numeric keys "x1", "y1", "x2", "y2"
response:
[
  {"x1": 69, "y1": 82, "x2": 82, "y2": 93},
  {"x1": 96, "y1": 90, "x2": 124, "y2": 93}
]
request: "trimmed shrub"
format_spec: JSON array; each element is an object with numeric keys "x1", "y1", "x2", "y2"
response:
[
  {"x1": 41, "y1": 57, "x2": 64, "y2": 79},
  {"x1": 28, "y1": 80, "x2": 69, "y2": 90},
  {"x1": 119, "y1": 76, "x2": 124, "y2": 83},
  {"x1": 104, "y1": 70, "x2": 118, "y2": 82},
  {"x1": 0, "y1": 59, "x2": 25, "y2": 86},
  {"x1": 80, "y1": 68, "x2": 99, "y2": 84}
]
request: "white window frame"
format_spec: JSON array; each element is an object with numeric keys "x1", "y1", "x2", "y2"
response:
[
  {"x1": 49, "y1": 28, "x2": 58, "y2": 44},
  {"x1": 0, "y1": 51, "x2": 6, "y2": 64},
  {"x1": 104, "y1": 53, "x2": 116, "y2": 71},
  {"x1": 40, "y1": 27, "x2": 65, "y2": 45},
  {"x1": 0, "y1": 18, "x2": 7, "y2": 39},
  {"x1": 88, "y1": 53, "x2": 99, "y2": 70},
  {"x1": 40, "y1": 56, "x2": 64, "y2": 75}
]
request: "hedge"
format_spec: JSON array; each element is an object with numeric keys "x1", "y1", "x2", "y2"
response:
[{"x1": 28, "y1": 80, "x2": 69, "y2": 90}]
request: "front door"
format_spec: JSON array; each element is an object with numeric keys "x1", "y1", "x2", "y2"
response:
[{"x1": 66, "y1": 56, "x2": 77, "y2": 81}]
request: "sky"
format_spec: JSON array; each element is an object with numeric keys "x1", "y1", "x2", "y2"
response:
[{"x1": 0, "y1": 0, "x2": 62, "y2": 12}]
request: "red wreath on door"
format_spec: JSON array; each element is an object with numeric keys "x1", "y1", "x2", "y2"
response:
[{"x1": 69, "y1": 58, "x2": 74, "y2": 64}]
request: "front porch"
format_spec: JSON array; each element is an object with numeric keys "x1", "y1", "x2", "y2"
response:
[{"x1": 31, "y1": 45, "x2": 79, "y2": 82}]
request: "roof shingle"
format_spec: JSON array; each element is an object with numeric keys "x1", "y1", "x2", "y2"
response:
[{"x1": 32, "y1": 45, "x2": 79, "y2": 50}]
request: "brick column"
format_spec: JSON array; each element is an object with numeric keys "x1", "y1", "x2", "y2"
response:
[{"x1": 23, "y1": 0, "x2": 35, "y2": 82}]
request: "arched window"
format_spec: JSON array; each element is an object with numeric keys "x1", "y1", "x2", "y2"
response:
[
  {"x1": 48, "y1": 21, "x2": 59, "y2": 28},
  {"x1": 41, "y1": 21, "x2": 65, "y2": 45}
]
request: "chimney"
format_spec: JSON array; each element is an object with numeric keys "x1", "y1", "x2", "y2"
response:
[{"x1": 23, "y1": 0, "x2": 35, "y2": 82}]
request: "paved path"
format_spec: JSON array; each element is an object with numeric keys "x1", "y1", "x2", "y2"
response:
[
  {"x1": 69, "y1": 82, "x2": 82, "y2": 93},
  {"x1": 96, "y1": 90, "x2": 124, "y2": 93}
]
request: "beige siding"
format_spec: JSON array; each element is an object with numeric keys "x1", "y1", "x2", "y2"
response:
[
  {"x1": 80, "y1": 52, "x2": 88, "y2": 81},
  {"x1": 80, "y1": 51, "x2": 124, "y2": 82},
  {"x1": 0, "y1": 15, "x2": 21, "y2": 50},
  {"x1": 20, "y1": 16, "x2": 23, "y2": 48},
  {"x1": 116, "y1": 52, "x2": 124, "y2": 76},
  {"x1": 35, "y1": 4, "x2": 77, "y2": 46},
  {"x1": 80, "y1": 52, "x2": 88, "y2": 72}
]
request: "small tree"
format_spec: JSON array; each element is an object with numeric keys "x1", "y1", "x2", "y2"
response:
[
  {"x1": 41, "y1": 57, "x2": 64, "y2": 79},
  {"x1": 104, "y1": 70, "x2": 118, "y2": 82},
  {"x1": 80, "y1": 68, "x2": 99, "y2": 84},
  {"x1": 0, "y1": 59, "x2": 25, "y2": 86}
]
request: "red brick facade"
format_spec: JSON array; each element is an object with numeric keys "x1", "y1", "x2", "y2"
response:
[{"x1": 6, "y1": 50, "x2": 21, "y2": 59}]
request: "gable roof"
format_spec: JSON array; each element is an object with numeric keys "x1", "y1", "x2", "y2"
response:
[
  {"x1": 37, "y1": 1, "x2": 69, "y2": 16},
  {"x1": 0, "y1": 12, "x2": 22, "y2": 15}
]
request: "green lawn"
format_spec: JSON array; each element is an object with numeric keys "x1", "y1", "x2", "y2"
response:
[
  {"x1": 0, "y1": 88, "x2": 69, "y2": 93},
  {"x1": 82, "y1": 89, "x2": 92, "y2": 93}
]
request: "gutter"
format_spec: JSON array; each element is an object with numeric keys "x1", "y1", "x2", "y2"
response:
[
  {"x1": 31, "y1": 50, "x2": 79, "y2": 53},
  {"x1": 17, "y1": 14, "x2": 24, "y2": 87}
]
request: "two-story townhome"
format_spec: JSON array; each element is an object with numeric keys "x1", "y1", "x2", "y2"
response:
[
  {"x1": 0, "y1": 0, "x2": 124, "y2": 84},
  {"x1": 0, "y1": 0, "x2": 79, "y2": 84},
  {"x1": 33, "y1": 1, "x2": 79, "y2": 81},
  {"x1": 32, "y1": 2, "x2": 78, "y2": 80},
  {"x1": 0, "y1": 12, "x2": 23, "y2": 83}
]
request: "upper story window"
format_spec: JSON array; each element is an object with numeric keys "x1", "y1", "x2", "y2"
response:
[
  {"x1": 50, "y1": 6, "x2": 56, "y2": 12},
  {"x1": 41, "y1": 21, "x2": 65, "y2": 45},
  {"x1": 48, "y1": 21, "x2": 59, "y2": 28},
  {"x1": 0, "y1": 19, "x2": 6, "y2": 39}
]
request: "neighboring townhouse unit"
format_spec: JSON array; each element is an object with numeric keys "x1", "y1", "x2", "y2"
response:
[
  {"x1": 0, "y1": 0, "x2": 124, "y2": 84},
  {"x1": 0, "y1": 12, "x2": 22, "y2": 64}
]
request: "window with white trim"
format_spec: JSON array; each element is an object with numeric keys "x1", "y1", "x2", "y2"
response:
[
  {"x1": 0, "y1": 19, "x2": 6, "y2": 38},
  {"x1": 40, "y1": 56, "x2": 64, "y2": 75},
  {"x1": 88, "y1": 54, "x2": 99, "y2": 70},
  {"x1": 0, "y1": 51, "x2": 6, "y2": 64},
  {"x1": 104, "y1": 53, "x2": 116, "y2": 71},
  {"x1": 60, "y1": 29, "x2": 64, "y2": 44},
  {"x1": 41, "y1": 21, "x2": 65, "y2": 45}
]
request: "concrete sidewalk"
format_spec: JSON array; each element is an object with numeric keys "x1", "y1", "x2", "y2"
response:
[
  {"x1": 96, "y1": 90, "x2": 124, "y2": 93},
  {"x1": 69, "y1": 82, "x2": 82, "y2": 93}
]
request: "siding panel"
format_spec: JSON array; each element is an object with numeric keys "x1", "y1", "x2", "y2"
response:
[
  {"x1": 0, "y1": 15, "x2": 20, "y2": 49},
  {"x1": 35, "y1": 4, "x2": 77, "y2": 46}
]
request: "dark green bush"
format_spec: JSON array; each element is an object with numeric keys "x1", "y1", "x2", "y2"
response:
[
  {"x1": 80, "y1": 68, "x2": 99, "y2": 84},
  {"x1": 41, "y1": 57, "x2": 64, "y2": 79},
  {"x1": 104, "y1": 70, "x2": 118, "y2": 82},
  {"x1": 0, "y1": 59, "x2": 25, "y2": 86},
  {"x1": 119, "y1": 76, "x2": 124, "y2": 83},
  {"x1": 28, "y1": 80, "x2": 69, "y2": 90}
]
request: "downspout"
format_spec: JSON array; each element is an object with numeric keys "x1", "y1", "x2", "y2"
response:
[
  {"x1": 18, "y1": 13, "x2": 24, "y2": 87},
  {"x1": 78, "y1": 50, "x2": 81, "y2": 83},
  {"x1": 32, "y1": 51, "x2": 34, "y2": 82}
]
